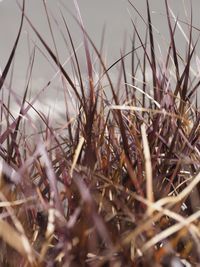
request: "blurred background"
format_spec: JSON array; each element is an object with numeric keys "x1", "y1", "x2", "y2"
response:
[{"x1": 0, "y1": 0, "x2": 199, "y2": 122}]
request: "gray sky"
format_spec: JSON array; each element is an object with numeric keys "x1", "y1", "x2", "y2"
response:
[{"x1": 0, "y1": 0, "x2": 199, "y2": 121}]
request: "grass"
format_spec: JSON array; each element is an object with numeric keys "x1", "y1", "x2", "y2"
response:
[{"x1": 0, "y1": 0, "x2": 199, "y2": 266}]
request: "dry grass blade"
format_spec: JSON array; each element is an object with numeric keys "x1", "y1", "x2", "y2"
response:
[
  {"x1": 141, "y1": 210, "x2": 200, "y2": 253},
  {"x1": 155, "y1": 171, "x2": 200, "y2": 207},
  {"x1": 165, "y1": 0, "x2": 180, "y2": 82},
  {"x1": 109, "y1": 104, "x2": 188, "y2": 123},
  {"x1": 0, "y1": 219, "x2": 35, "y2": 264},
  {"x1": 0, "y1": 0, "x2": 25, "y2": 90},
  {"x1": 146, "y1": 0, "x2": 157, "y2": 97},
  {"x1": 0, "y1": 196, "x2": 35, "y2": 208},
  {"x1": 70, "y1": 136, "x2": 85, "y2": 177},
  {"x1": 141, "y1": 123, "x2": 154, "y2": 214}
]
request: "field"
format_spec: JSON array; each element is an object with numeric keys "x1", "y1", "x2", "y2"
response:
[{"x1": 0, "y1": 0, "x2": 199, "y2": 266}]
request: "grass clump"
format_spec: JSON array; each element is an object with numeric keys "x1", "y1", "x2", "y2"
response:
[{"x1": 0, "y1": 0, "x2": 199, "y2": 266}]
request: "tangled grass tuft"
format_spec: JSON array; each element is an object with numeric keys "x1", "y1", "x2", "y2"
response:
[{"x1": 0, "y1": 0, "x2": 199, "y2": 266}]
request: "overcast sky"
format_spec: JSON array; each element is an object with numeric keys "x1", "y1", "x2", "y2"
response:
[{"x1": 0, "y1": 0, "x2": 199, "y2": 120}]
